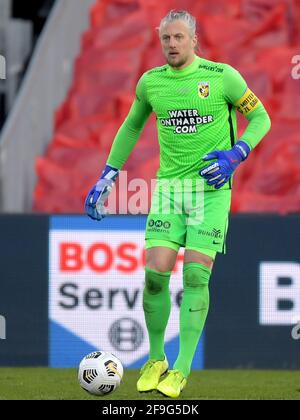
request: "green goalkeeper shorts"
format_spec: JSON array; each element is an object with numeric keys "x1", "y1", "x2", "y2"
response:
[{"x1": 145, "y1": 186, "x2": 231, "y2": 255}]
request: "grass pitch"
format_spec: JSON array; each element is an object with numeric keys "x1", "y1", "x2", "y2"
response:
[{"x1": 0, "y1": 368, "x2": 299, "y2": 400}]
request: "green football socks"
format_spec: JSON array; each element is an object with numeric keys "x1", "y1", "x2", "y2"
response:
[
  {"x1": 174, "y1": 262, "x2": 211, "y2": 377},
  {"x1": 143, "y1": 267, "x2": 171, "y2": 361}
]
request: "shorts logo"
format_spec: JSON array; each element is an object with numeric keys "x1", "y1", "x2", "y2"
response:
[
  {"x1": 212, "y1": 228, "x2": 222, "y2": 238},
  {"x1": 147, "y1": 219, "x2": 171, "y2": 232},
  {"x1": 163, "y1": 221, "x2": 171, "y2": 229},
  {"x1": 198, "y1": 228, "x2": 223, "y2": 239},
  {"x1": 198, "y1": 81, "x2": 210, "y2": 98}
]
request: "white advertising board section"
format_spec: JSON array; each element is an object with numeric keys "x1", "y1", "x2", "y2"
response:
[{"x1": 49, "y1": 229, "x2": 185, "y2": 367}]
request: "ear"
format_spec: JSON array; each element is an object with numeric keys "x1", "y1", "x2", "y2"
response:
[{"x1": 192, "y1": 34, "x2": 198, "y2": 51}]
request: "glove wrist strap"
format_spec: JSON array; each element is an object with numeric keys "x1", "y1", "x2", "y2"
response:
[
  {"x1": 101, "y1": 164, "x2": 119, "y2": 181},
  {"x1": 233, "y1": 140, "x2": 251, "y2": 162}
]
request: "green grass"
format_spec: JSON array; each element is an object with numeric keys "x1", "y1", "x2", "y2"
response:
[{"x1": 0, "y1": 368, "x2": 299, "y2": 400}]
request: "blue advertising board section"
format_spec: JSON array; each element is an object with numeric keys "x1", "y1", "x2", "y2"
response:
[
  {"x1": 0, "y1": 216, "x2": 49, "y2": 366},
  {"x1": 48, "y1": 215, "x2": 204, "y2": 370},
  {"x1": 0, "y1": 214, "x2": 299, "y2": 368}
]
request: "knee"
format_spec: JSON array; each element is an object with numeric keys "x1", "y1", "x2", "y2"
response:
[
  {"x1": 145, "y1": 274, "x2": 163, "y2": 294},
  {"x1": 184, "y1": 250, "x2": 215, "y2": 271},
  {"x1": 146, "y1": 248, "x2": 177, "y2": 273},
  {"x1": 145, "y1": 267, "x2": 171, "y2": 294},
  {"x1": 146, "y1": 263, "x2": 170, "y2": 273},
  {"x1": 183, "y1": 265, "x2": 211, "y2": 313},
  {"x1": 183, "y1": 263, "x2": 211, "y2": 289},
  {"x1": 146, "y1": 258, "x2": 175, "y2": 273}
]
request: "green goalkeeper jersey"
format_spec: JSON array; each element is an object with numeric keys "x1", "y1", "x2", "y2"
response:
[{"x1": 107, "y1": 55, "x2": 270, "y2": 191}]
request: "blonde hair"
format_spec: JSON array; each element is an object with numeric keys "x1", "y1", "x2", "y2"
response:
[{"x1": 158, "y1": 10, "x2": 197, "y2": 37}]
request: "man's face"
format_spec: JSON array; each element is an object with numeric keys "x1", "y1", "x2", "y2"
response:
[{"x1": 160, "y1": 20, "x2": 197, "y2": 69}]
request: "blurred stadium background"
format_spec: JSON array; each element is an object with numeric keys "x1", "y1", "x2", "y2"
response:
[{"x1": 0, "y1": 0, "x2": 300, "y2": 400}]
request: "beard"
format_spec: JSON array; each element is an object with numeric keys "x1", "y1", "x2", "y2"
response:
[{"x1": 166, "y1": 53, "x2": 189, "y2": 69}]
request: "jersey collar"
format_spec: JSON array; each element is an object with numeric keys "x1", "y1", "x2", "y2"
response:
[{"x1": 168, "y1": 55, "x2": 201, "y2": 77}]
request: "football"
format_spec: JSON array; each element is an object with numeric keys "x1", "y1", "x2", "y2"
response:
[{"x1": 78, "y1": 351, "x2": 123, "y2": 396}]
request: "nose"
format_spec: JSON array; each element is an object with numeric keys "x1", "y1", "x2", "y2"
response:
[{"x1": 169, "y1": 36, "x2": 177, "y2": 49}]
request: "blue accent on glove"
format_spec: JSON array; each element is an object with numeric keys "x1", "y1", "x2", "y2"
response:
[
  {"x1": 85, "y1": 164, "x2": 119, "y2": 221},
  {"x1": 199, "y1": 140, "x2": 251, "y2": 189}
]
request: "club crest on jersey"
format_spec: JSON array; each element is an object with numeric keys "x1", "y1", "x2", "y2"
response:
[{"x1": 198, "y1": 81, "x2": 210, "y2": 98}]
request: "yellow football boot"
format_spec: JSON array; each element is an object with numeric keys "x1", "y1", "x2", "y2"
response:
[
  {"x1": 156, "y1": 369, "x2": 187, "y2": 398},
  {"x1": 137, "y1": 358, "x2": 169, "y2": 392}
]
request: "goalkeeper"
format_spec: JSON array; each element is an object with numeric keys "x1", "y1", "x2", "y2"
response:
[{"x1": 85, "y1": 10, "x2": 271, "y2": 398}]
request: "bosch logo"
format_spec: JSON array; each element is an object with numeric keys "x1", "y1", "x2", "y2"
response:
[
  {"x1": 109, "y1": 318, "x2": 144, "y2": 351},
  {"x1": 59, "y1": 242, "x2": 146, "y2": 273}
]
